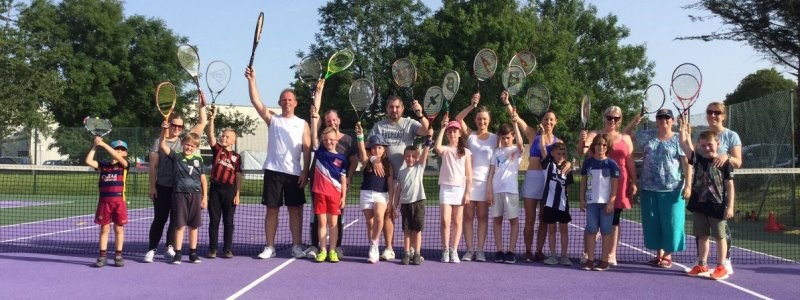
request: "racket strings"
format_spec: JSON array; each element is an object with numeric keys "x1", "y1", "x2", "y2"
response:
[
  {"x1": 502, "y1": 66, "x2": 525, "y2": 96},
  {"x1": 177, "y1": 46, "x2": 200, "y2": 76},
  {"x1": 644, "y1": 85, "x2": 665, "y2": 113},
  {"x1": 299, "y1": 57, "x2": 322, "y2": 86},
  {"x1": 349, "y1": 80, "x2": 374, "y2": 112},
  {"x1": 156, "y1": 83, "x2": 177, "y2": 111},
  {"x1": 671, "y1": 74, "x2": 701, "y2": 100},
  {"x1": 442, "y1": 72, "x2": 460, "y2": 101},
  {"x1": 206, "y1": 61, "x2": 231, "y2": 96},
  {"x1": 392, "y1": 59, "x2": 416, "y2": 88},
  {"x1": 423, "y1": 87, "x2": 444, "y2": 117},
  {"x1": 524, "y1": 86, "x2": 550, "y2": 115},
  {"x1": 473, "y1": 49, "x2": 497, "y2": 80}
]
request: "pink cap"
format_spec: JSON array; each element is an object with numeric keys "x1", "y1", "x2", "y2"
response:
[{"x1": 446, "y1": 121, "x2": 461, "y2": 130}]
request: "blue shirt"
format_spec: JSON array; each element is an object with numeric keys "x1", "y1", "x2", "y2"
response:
[{"x1": 640, "y1": 135, "x2": 685, "y2": 192}]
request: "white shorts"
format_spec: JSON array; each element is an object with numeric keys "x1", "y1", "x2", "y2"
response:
[
  {"x1": 439, "y1": 184, "x2": 466, "y2": 205},
  {"x1": 520, "y1": 170, "x2": 545, "y2": 200},
  {"x1": 469, "y1": 180, "x2": 488, "y2": 202},
  {"x1": 360, "y1": 190, "x2": 388, "y2": 210},
  {"x1": 492, "y1": 192, "x2": 520, "y2": 219}
]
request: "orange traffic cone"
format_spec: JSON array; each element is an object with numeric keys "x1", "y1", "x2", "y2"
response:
[{"x1": 763, "y1": 211, "x2": 782, "y2": 233}]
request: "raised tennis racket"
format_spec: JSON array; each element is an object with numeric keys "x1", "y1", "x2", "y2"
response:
[
  {"x1": 348, "y1": 78, "x2": 375, "y2": 125},
  {"x1": 323, "y1": 49, "x2": 355, "y2": 80},
  {"x1": 423, "y1": 86, "x2": 444, "y2": 138},
  {"x1": 509, "y1": 51, "x2": 537, "y2": 75},
  {"x1": 298, "y1": 56, "x2": 322, "y2": 98},
  {"x1": 177, "y1": 44, "x2": 202, "y2": 105},
  {"x1": 580, "y1": 94, "x2": 591, "y2": 130},
  {"x1": 248, "y1": 12, "x2": 265, "y2": 68},
  {"x1": 441, "y1": 71, "x2": 460, "y2": 118},
  {"x1": 523, "y1": 83, "x2": 550, "y2": 118},
  {"x1": 84, "y1": 116, "x2": 112, "y2": 137},
  {"x1": 155, "y1": 81, "x2": 177, "y2": 121},
  {"x1": 206, "y1": 60, "x2": 231, "y2": 110},
  {"x1": 392, "y1": 58, "x2": 417, "y2": 105},
  {"x1": 642, "y1": 84, "x2": 665, "y2": 116},
  {"x1": 670, "y1": 63, "x2": 702, "y2": 118},
  {"x1": 501, "y1": 65, "x2": 526, "y2": 112},
  {"x1": 472, "y1": 48, "x2": 498, "y2": 92}
]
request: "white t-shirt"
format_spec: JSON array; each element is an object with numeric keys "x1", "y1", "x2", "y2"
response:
[
  {"x1": 438, "y1": 146, "x2": 471, "y2": 186},
  {"x1": 369, "y1": 118, "x2": 422, "y2": 172},
  {"x1": 490, "y1": 146, "x2": 522, "y2": 194},
  {"x1": 264, "y1": 115, "x2": 307, "y2": 176},
  {"x1": 397, "y1": 162, "x2": 426, "y2": 204},
  {"x1": 467, "y1": 133, "x2": 497, "y2": 182}
]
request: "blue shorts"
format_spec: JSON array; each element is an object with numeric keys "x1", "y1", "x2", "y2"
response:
[{"x1": 585, "y1": 203, "x2": 614, "y2": 235}]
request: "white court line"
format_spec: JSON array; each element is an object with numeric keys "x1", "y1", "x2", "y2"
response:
[
  {"x1": 567, "y1": 222, "x2": 774, "y2": 300},
  {"x1": 0, "y1": 207, "x2": 152, "y2": 229},
  {"x1": 1, "y1": 216, "x2": 152, "y2": 243},
  {"x1": 227, "y1": 219, "x2": 359, "y2": 300}
]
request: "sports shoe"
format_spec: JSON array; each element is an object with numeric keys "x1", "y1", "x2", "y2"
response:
[
  {"x1": 165, "y1": 245, "x2": 176, "y2": 260},
  {"x1": 560, "y1": 256, "x2": 573, "y2": 266},
  {"x1": 94, "y1": 257, "x2": 106, "y2": 268},
  {"x1": 723, "y1": 258, "x2": 734, "y2": 275},
  {"x1": 450, "y1": 248, "x2": 460, "y2": 263},
  {"x1": 504, "y1": 252, "x2": 516, "y2": 264},
  {"x1": 581, "y1": 260, "x2": 594, "y2": 271},
  {"x1": 413, "y1": 253, "x2": 423, "y2": 265},
  {"x1": 462, "y1": 250, "x2": 474, "y2": 262},
  {"x1": 408, "y1": 247, "x2": 416, "y2": 257},
  {"x1": 171, "y1": 253, "x2": 182, "y2": 265},
  {"x1": 380, "y1": 248, "x2": 396, "y2": 261},
  {"x1": 580, "y1": 252, "x2": 589, "y2": 264},
  {"x1": 328, "y1": 250, "x2": 339, "y2": 263},
  {"x1": 208, "y1": 249, "x2": 217, "y2": 259},
  {"x1": 367, "y1": 244, "x2": 379, "y2": 263},
  {"x1": 315, "y1": 250, "x2": 328, "y2": 263},
  {"x1": 114, "y1": 255, "x2": 124, "y2": 267},
  {"x1": 257, "y1": 246, "x2": 276, "y2": 259},
  {"x1": 475, "y1": 251, "x2": 486, "y2": 262},
  {"x1": 441, "y1": 249, "x2": 450, "y2": 263},
  {"x1": 336, "y1": 247, "x2": 345, "y2": 258},
  {"x1": 533, "y1": 251, "x2": 546, "y2": 262},
  {"x1": 593, "y1": 261, "x2": 610, "y2": 271},
  {"x1": 524, "y1": 251, "x2": 534, "y2": 262},
  {"x1": 543, "y1": 256, "x2": 559, "y2": 265},
  {"x1": 494, "y1": 251, "x2": 505, "y2": 263},
  {"x1": 223, "y1": 250, "x2": 234, "y2": 259},
  {"x1": 608, "y1": 256, "x2": 618, "y2": 266},
  {"x1": 143, "y1": 250, "x2": 155, "y2": 263},
  {"x1": 401, "y1": 254, "x2": 411, "y2": 265},
  {"x1": 291, "y1": 245, "x2": 305, "y2": 258},
  {"x1": 711, "y1": 265, "x2": 729, "y2": 280},
  {"x1": 189, "y1": 253, "x2": 201, "y2": 264},
  {"x1": 687, "y1": 264, "x2": 710, "y2": 277},
  {"x1": 305, "y1": 246, "x2": 319, "y2": 259}
]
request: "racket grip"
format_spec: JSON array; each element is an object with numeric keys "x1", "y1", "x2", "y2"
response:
[{"x1": 248, "y1": 53, "x2": 255, "y2": 69}]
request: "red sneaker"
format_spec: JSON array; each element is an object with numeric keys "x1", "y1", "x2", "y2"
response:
[
  {"x1": 711, "y1": 265, "x2": 729, "y2": 280},
  {"x1": 687, "y1": 264, "x2": 710, "y2": 277}
]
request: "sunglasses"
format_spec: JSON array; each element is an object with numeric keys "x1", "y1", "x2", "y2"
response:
[
  {"x1": 605, "y1": 116, "x2": 621, "y2": 122},
  {"x1": 170, "y1": 123, "x2": 185, "y2": 129},
  {"x1": 706, "y1": 110, "x2": 723, "y2": 116}
]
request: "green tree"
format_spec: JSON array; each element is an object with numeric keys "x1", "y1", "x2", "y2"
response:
[{"x1": 725, "y1": 68, "x2": 797, "y2": 105}]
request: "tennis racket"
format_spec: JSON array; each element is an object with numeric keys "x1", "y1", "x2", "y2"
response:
[
  {"x1": 84, "y1": 116, "x2": 112, "y2": 137},
  {"x1": 441, "y1": 71, "x2": 460, "y2": 118},
  {"x1": 323, "y1": 49, "x2": 355, "y2": 80},
  {"x1": 177, "y1": 44, "x2": 202, "y2": 105},
  {"x1": 298, "y1": 56, "x2": 322, "y2": 98},
  {"x1": 472, "y1": 48, "x2": 498, "y2": 92},
  {"x1": 391, "y1": 58, "x2": 417, "y2": 105},
  {"x1": 248, "y1": 12, "x2": 265, "y2": 69},
  {"x1": 642, "y1": 84, "x2": 665, "y2": 116},
  {"x1": 509, "y1": 51, "x2": 537, "y2": 75},
  {"x1": 670, "y1": 63, "x2": 702, "y2": 119},
  {"x1": 348, "y1": 78, "x2": 375, "y2": 125},
  {"x1": 580, "y1": 94, "x2": 591, "y2": 130},
  {"x1": 423, "y1": 86, "x2": 444, "y2": 138},
  {"x1": 523, "y1": 83, "x2": 550, "y2": 118},
  {"x1": 206, "y1": 60, "x2": 231, "y2": 110},
  {"x1": 155, "y1": 81, "x2": 178, "y2": 121},
  {"x1": 501, "y1": 65, "x2": 526, "y2": 112}
]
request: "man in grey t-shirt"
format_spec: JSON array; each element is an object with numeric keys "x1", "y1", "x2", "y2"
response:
[{"x1": 368, "y1": 95, "x2": 428, "y2": 260}]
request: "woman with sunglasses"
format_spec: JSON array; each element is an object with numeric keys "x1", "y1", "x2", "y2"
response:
[{"x1": 577, "y1": 106, "x2": 638, "y2": 266}]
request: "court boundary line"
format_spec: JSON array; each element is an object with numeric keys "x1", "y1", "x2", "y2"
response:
[
  {"x1": 227, "y1": 219, "x2": 359, "y2": 300},
  {"x1": 0, "y1": 207, "x2": 152, "y2": 229},
  {"x1": 1, "y1": 216, "x2": 152, "y2": 243}
]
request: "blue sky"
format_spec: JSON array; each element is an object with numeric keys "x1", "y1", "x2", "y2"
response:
[{"x1": 123, "y1": 0, "x2": 790, "y2": 112}]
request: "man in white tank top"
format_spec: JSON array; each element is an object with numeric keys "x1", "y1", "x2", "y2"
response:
[{"x1": 246, "y1": 67, "x2": 312, "y2": 259}]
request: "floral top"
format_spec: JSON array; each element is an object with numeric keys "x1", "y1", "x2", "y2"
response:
[{"x1": 640, "y1": 135, "x2": 685, "y2": 192}]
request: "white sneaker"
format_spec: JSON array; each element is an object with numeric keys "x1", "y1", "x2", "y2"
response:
[
  {"x1": 462, "y1": 250, "x2": 474, "y2": 262},
  {"x1": 380, "y1": 248, "x2": 396, "y2": 261},
  {"x1": 408, "y1": 247, "x2": 416, "y2": 257},
  {"x1": 305, "y1": 246, "x2": 318, "y2": 259},
  {"x1": 560, "y1": 256, "x2": 573, "y2": 266},
  {"x1": 543, "y1": 256, "x2": 559, "y2": 265},
  {"x1": 723, "y1": 258, "x2": 734, "y2": 274},
  {"x1": 336, "y1": 247, "x2": 345, "y2": 258},
  {"x1": 367, "y1": 245, "x2": 379, "y2": 263},
  {"x1": 441, "y1": 249, "x2": 450, "y2": 263},
  {"x1": 143, "y1": 250, "x2": 155, "y2": 263},
  {"x1": 165, "y1": 245, "x2": 176, "y2": 260},
  {"x1": 580, "y1": 252, "x2": 588, "y2": 264},
  {"x1": 291, "y1": 245, "x2": 305, "y2": 258},
  {"x1": 475, "y1": 251, "x2": 486, "y2": 262},
  {"x1": 450, "y1": 248, "x2": 460, "y2": 263},
  {"x1": 257, "y1": 246, "x2": 276, "y2": 259}
]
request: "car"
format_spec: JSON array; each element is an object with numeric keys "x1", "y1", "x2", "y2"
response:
[
  {"x1": 44, "y1": 160, "x2": 73, "y2": 166},
  {"x1": 741, "y1": 144, "x2": 797, "y2": 168},
  {"x1": 0, "y1": 156, "x2": 31, "y2": 164}
]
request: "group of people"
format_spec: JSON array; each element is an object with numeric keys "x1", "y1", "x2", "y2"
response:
[{"x1": 86, "y1": 65, "x2": 740, "y2": 281}]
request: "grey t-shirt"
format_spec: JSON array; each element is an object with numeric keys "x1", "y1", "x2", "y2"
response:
[
  {"x1": 167, "y1": 152, "x2": 205, "y2": 193},
  {"x1": 369, "y1": 118, "x2": 421, "y2": 172},
  {"x1": 397, "y1": 161, "x2": 426, "y2": 204},
  {"x1": 151, "y1": 137, "x2": 183, "y2": 187}
]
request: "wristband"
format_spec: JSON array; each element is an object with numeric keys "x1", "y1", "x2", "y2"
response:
[
  {"x1": 369, "y1": 156, "x2": 378, "y2": 163},
  {"x1": 357, "y1": 135, "x2": 364, "y2": 142},
  {"x1": 424, "y1": 139, "x2": 433, "y2": 147}
]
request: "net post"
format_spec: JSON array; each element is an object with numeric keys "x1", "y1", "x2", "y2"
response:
[{"x1": 792, "y1": 91, "x2": 797, "y2": 225}]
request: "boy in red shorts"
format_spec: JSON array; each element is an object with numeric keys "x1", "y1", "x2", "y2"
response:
[
  {"x1": 310, "y1": 107, "x2": 348, "y2": 263},
  {"x1": 85, "y1": 137, "x2": 130, "y2": 267}
]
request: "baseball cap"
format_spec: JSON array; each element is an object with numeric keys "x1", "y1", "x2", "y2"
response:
[
  {"x1": 366, "y1": 134, "x2": 389, "y2": 149},
  {"x1": 656, "y1": 109, "x2": 674, "y2": 119},
  {"x1": 110, "y1": 140, "x2": 128, "y2": 150},
  {"x1": 446, "y1": 121, "x2": 461, "y2": 130}
]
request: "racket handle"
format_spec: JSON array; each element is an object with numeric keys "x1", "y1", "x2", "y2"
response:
[{"x1": 248, "y1": 53, "x2": 256, "y2": 69}]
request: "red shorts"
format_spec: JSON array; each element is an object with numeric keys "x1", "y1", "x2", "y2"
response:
[
  {"x1": 94, "y1": 201, "x2": 128, "y2": 225},
  {"x1": 313, "y1": 193, "x2": 341, "y2": 215}
]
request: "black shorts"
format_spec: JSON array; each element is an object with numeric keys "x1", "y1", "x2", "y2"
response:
[
  {"x1": 262, "y1": 169, "x2": 306, "y2": 207},
  {"x1": 613, "y1": 208, "x2": 623, "y2": 226},
  {"x1": 171, "y1": 192, "x2": 202, "y2": 228},
  {"x1": 401, "y1": 201, "x2": 425, "y2": 232},
  {"x1": 541, "y1": 206, "x2": 571, "y2": 224}
]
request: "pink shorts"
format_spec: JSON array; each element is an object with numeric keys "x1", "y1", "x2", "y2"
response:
[
  {"x1": 94, "y1": 201, "x2": 128, "y2": 225},
  {"x1": 314, "y1": 193, "x2": 342, "y2": 215}
]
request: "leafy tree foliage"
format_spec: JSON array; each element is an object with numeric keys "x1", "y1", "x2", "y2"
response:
[{"x1": 725, "y1": 68, "x2": 797, "y2": 105}]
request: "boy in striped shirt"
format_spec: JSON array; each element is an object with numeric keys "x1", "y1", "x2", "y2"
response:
[
  {"x1": 539, "y1": 139, "x2": 574, "y2": 266},
  {"x1": 86, "y1": 137, "x2": 130, "y2": 268},
  {"x1": 206, "y1": 107, "x2": 243, "y2": 259}
]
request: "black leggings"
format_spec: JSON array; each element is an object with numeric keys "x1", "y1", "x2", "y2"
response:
[
  {"x1": 147, "y1": 185, "x2": 175, "y2": 250},
  {"x1": 208, "y1": 183, "x2": 237, "y2": 251}
]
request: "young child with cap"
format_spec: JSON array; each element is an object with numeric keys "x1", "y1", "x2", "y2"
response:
[{"x1": 85, "y1": 137, "x2": 130, "y2": 267}]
